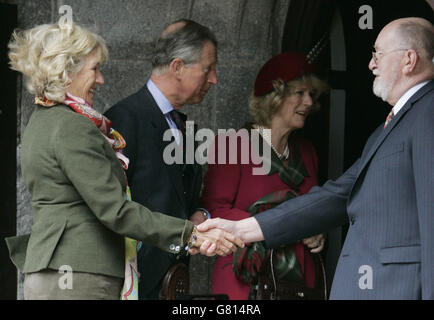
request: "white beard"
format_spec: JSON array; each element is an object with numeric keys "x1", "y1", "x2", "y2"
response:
[
  {"x1": 372, "y1": 64, "x2": 399, "y2": 102},
  {"x1": 373, "y1": 77, "x2": 391, "y2": 102}
]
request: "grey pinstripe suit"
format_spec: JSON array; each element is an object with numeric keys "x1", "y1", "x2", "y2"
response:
[{"x1": 255, "y1": 80, "x2": 434, "y2": 299}]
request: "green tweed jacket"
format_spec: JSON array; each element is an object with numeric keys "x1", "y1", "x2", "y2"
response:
[{"x1": 6, "y1": 104, "x2": 194, "y2": 278}]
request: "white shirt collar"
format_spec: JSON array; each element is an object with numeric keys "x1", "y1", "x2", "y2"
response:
[{"x1": 393, "y1": 81, "x2": 430, "y2": 116}]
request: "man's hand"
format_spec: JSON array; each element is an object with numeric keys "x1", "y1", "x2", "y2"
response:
[
  {"x1": 197, "y1": 217, "x2": 238, "y2": 236},
  {"x1": 191, "y1": 217, "x2": 263, "y2": 256},
  {"x1": 189, "y1": 226, "x2": 244, "y2": 256},
  {"x1": 302, "y1": 233, "x2": 326, "y2": 253}
]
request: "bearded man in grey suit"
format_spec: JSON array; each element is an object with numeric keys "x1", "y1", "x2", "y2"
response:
[{"x1": 197, "y1": 17, "x2": 434, "y2": 300}]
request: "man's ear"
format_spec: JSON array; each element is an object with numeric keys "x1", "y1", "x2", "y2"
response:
[
  {"x1": 169, "y1": 58, "x2": 185, "y2": 79},
  {"x1": 402, "y1": 49, "x2": 418, "y2": 75}
]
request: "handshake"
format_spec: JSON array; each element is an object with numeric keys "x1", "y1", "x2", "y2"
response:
[
  {"x1": 187, "y1": 217, "x2": 247, "y2": 256},
  {"x1": 188, "y1": 215, "x2": 326, "y2": 256}
]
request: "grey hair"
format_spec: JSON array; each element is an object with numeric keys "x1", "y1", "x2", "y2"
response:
[
  {"x1": 397, "y1": 20, "x2": 434, "y2": 61},
  {"x1": 151, "y1": 19, "x2": 217, "y2": 75}
]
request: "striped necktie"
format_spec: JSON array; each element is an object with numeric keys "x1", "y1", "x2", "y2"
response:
[{"x1": 384, "y1": 109, "x2": 394, "y2": 128}]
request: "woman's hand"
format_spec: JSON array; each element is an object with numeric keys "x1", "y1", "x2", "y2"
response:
[{"x1": 302, "y1": 233, "x2": 326, "y2": 253}]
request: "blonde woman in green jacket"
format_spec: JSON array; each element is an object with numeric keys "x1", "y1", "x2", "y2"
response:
[{"x1": 6, "y1": 23, "x2": 242, "y2": 300}]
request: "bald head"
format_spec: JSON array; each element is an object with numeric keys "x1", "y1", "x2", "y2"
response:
[
  {"x1": 369, "y1": 17, "x2": 434, "y2": 105},
  {"x1": 384, "y1": 17, "x2": 434, "y2": 61},
  {"x1": 161, "y1": 20, "x2": 187, "y2": 37}
]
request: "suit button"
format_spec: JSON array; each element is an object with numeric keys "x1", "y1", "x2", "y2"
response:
[{"x1": 350, "y1": 217, "x2": 355, "y2": 225}]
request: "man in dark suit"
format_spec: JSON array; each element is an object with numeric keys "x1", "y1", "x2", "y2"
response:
[
  {"x1": 105, "y1": 19, "x2": 218, "y2": 299},
  {"x1": 198, "y1": 17, "x2": 434, "y2": 299}
]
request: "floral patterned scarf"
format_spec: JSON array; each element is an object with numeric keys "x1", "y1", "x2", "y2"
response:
[{"x1": 35, "y1": 93, "x2": 141, "y2": 300}]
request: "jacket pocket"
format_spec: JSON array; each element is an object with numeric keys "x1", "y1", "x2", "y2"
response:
[
  {"x1": 5, "y1": 234, "x2": 31, "y2": 272},
  {"x1": 23, "y1": 219, "x2": 68, "y2": 273},
  {"x1": 380, "y1": 245, "x2": 421, "y2": 264},
  {"x1": 372, "y1": 142, "x2": 405, "y2": 170},
  {"x1": 375, "y1": 142, "x2": 404, "y2": 160}
]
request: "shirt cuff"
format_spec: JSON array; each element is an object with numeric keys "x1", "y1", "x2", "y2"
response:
[{"x1": 196, "y1": 208, "x2": 211, "y2": 219}]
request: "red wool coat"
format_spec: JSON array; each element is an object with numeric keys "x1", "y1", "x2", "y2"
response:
[{"x1": 201, "y1": 132, "x2": 319, "y2": 300}]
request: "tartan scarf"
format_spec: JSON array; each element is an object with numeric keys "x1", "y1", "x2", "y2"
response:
[
  {"x1": 232, "y1": 126, "x2": 307, "y2": 285},
  {"x1": 232, "y1": 189, "x2": 304, "y2": 285},
  {"x1": 251, "y1": 123, "x2": 309, "y2": 188},
  {"x1": 35, "y1": 93, "x2": 141, "y2": 300}
]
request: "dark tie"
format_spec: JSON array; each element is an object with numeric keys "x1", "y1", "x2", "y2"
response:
[
  {"x1": 169, "y1": 110, "x2": 185, "y2": 135},
  {"x1": 384, "y1": 109, "x2": 394, "y2": 128},
  {"x1": 169, "y1": 110, "x2": 187, "y2": 171}
]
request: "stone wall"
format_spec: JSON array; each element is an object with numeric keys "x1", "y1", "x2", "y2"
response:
[{"x1": 4, "y1": 0, "x2": 291, "y2": 299}]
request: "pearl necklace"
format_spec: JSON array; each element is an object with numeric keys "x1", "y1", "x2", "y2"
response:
[{"x1": 256, "y1": 125, "x2": 289, "y2": 160}]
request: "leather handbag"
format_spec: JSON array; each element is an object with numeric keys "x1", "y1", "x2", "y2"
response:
[
  {"x1": 158, "y1": 263, "x2": 190, "y2": 300},
  {"x1": 250, "y1": 252, "x2": 327, "y2": 300}
]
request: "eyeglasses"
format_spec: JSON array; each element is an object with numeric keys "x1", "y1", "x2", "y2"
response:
[{"x1": 371, "y1": 48, "x2": 408, "y2": 63}]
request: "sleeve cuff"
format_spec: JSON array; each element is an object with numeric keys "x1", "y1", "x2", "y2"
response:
[{"x1": 196, "y1": 207, "x2": 211, "y2": 219}]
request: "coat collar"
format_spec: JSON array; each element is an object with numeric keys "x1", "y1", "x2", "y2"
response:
[{"x1": 356, "y1": 80, "x2": 434, "y2": 179}]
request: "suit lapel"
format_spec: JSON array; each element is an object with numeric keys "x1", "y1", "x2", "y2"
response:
[
  {"x1": 355, "y1": 80, "x2": 434, "y2": 182},
  {"x1": 141, "y1": 86, "x2": 186, "y2": 205}
]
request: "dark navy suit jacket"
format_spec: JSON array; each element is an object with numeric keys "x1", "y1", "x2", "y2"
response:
[{"x1": 105, "y1": 85, "x2": 202, "y2": 299}]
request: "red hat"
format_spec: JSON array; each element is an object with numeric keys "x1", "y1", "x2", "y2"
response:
[{"x1": 253, "y1": 52, "x2": 315, "y2": 96}]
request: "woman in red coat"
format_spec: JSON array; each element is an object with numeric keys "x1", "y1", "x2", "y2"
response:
[{"x1": 201, "y1": 52, "x2": 328, "y2": 300}]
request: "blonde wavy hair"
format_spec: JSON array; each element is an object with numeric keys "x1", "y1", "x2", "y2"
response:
[
  {"x1": 249, "y1": 74, "x2": 328, "y2": 127},
  {"x1": 8, "y1": 23, "x2": 108, "y2": 102}
]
